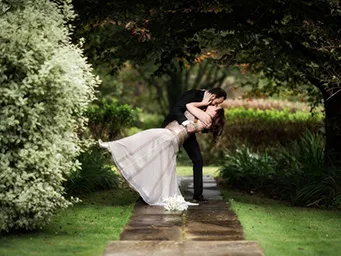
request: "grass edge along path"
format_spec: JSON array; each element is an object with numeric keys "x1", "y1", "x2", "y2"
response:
[
  {"x1": 0, "y1": 188, "x2": 137, "y2": 256},
  {"x1": 222, "y1": 189, "x2": 341, "y2": 256},
  {"x1": 0, "y1": 165, "x2": 215, "y2": 256}
]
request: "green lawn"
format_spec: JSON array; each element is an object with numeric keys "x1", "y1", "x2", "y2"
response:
[
  {"x1": 222, "y1": 189, "x2": 341, "y2": 256},
  {"x1": 3, "y1": 166, "x2": 340, "y2": 256},
  {"x1": 0, "y1": 165, "x2": 215, "y2": 256},
  {"x1": 0, "y1": 188, "x2": 137, "y2": 256},
  {"x1": 176, "y1": 165, "x2": 220, "y2": 176}
]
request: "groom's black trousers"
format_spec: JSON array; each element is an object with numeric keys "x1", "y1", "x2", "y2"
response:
[{"x1": 183, "y1": 133, "x2": 203, "y2": 198}]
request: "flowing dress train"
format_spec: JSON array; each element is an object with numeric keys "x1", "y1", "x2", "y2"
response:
[{"x1": 99, "y1": 113, "x2": 196, "y2": 208}]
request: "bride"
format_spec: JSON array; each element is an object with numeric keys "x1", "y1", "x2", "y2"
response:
[{"x1": 99, "y1": 93, "x2": 225, "y2": 210}]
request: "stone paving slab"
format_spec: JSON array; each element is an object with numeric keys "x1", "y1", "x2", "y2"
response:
[
  {"x1": 183, "y1": 241, "x2": 264, "y2": 256},
  {"x1": 125, "y1": 214, "x2": 183, "y2": 228},
  {"x1": 188, "y1": 200, "x2": 230, "y2": 209},
  {"x1": 120, "y1": 226, "x2": 183, "y2": 241},
  {"x1": 185, "y1": 231, "x2": 244, "y2": 241},
  {"x1": 187, "y1": 220, "x2": 242, "y2": 231},
  {"x1": 181, "y1": 176, "x2": 222, "y2": 200},
  {"x1": 103, "y1": 175, "x2": 264, "y2": 256},
  {"x1": 186, "y1": 211, "x2": 239, "y2": 221},
  {"x1": 133, "y1": 203, "x2": 184, "y2": 215},
  {"x1": 102, "y1": 241, "x2": 264, "y2": 256}
]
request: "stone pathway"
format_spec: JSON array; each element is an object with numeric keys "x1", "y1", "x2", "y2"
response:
[{"x1": 102, "y1": 175, "x2": 264, "y2": 256}]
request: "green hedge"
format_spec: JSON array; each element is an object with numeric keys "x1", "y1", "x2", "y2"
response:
[
  {"x1": 65, "y1": 145, "x2": 120, "y2": 195},
  {"x1": 0, "y1": 0, "x2": 98, "y2": 231},
  {"x1": 65, "y1": 99, "x2": 139, "y2": 196},
  {"x1": 85, "y1": 99, "x2": 139, "y2": 140},
  {"x1": 223, "y1": 108, "x2": 323, "y2": 148},
  {"x1": 194, "y1": 108, "x2": 324, "y2": 165},
  {"x1": 131, "y1": 108, "x2": 323, "y2": 166}
]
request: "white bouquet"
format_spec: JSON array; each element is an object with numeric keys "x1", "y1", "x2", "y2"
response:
[{"x1": 163, "y1": 195, "x2": 196, "y2": 211}]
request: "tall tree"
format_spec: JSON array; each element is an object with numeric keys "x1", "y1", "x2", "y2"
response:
[
  {"x1": 135, "y1": 59, "x2": 230, "y2": 114},
  {"x1": 72, "y1": 0, "x2": 341, "y2": 166}
]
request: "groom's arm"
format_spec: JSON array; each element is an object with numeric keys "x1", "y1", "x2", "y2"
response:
[{"x1": 172, "y1": 89, "x2": 198, "y2": 125}]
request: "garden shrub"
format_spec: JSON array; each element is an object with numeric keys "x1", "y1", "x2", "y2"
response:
[
  {"x1": 194, "y1": 107, "x2": 322, "y2": 165},
  {"x1": 220, "y1": 145, "x2": 277, "y2": 190},
  {"x1": 219, "y1": 132, "x2": 341, "y2": 208},
  {"x1": 276, "y1": 132, "x2": 341, "y2": 208},
  {"x1": 65, "y1": 144, "x2": 120, "y2": 195},
  {"x1": 0, "y1": 0, "x2": 98, "y2": 231},
  {"x1": 222, "y1": 108, "x2": 323, "y2": 150},
  {"x1": 137, "y1": 113, "x2": 164, "y2": 130},
  {"x1": 221, "y1": 98, "x2": 311, "y2": 112},
  {"x1": 183, "y1": 107, "x2": 323, "y2": 165},
  {"x1": 86, "y1": 98, "x2": 139, "y2": 141},
  {"x1": 67, "y1": 99, "x2": 138, "y2": 195}
]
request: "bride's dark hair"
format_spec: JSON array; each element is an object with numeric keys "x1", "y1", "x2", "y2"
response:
[{"x1": 210, "y1": 108, "x2": 225, "y2": 143}]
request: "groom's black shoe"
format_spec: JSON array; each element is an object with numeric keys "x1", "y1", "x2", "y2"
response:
[{"x1": 193, "y1": 195, "x2": 208, "y2": 203}]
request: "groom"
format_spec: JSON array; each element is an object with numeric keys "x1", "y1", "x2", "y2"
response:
[{"x1": 162, "y1": 88, "x2": 227, "y2": 202}]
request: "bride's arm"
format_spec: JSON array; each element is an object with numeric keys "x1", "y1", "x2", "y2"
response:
[{"x1": 186, "y1": 102, "x2": 212, "y2": 128}]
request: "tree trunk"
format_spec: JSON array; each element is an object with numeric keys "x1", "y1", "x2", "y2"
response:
[
  {"x1": 323, "y1": 87, "x2": 341, "y2": 167},
  {"x1": 166, "y1": 70, "x2": 184, "y2": 111}
]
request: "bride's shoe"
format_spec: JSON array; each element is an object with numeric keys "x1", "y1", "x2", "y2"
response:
[{"x1": 98, "y1": 139, "x2": 109, "y2": 149}]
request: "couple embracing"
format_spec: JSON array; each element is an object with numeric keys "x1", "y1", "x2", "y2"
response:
[{"x1": 99, "y1": 88, "x2": 226, "y2": 210}]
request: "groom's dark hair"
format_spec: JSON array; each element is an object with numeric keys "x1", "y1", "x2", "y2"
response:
[{"x1": 209, "y1": 88, "x2": 227, "y2": 99}]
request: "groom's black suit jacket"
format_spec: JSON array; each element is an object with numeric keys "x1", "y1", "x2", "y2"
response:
[
  {"x1": 161, "y1": 89, "x2": 205, "y2": 198},
  {"x1": 162, "y1": 89, "x2": 205, "y2": 128}
]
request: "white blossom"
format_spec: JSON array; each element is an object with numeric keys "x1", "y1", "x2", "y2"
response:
[{"x1": 0, "y1": 0, "x2": 98, "y2": 231}]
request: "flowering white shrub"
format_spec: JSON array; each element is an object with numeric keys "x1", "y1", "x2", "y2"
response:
[{"x1": 0, "y1": 0, "x2": 99, "y2": 231}]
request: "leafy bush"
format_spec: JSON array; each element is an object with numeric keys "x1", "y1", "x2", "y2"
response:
[
  {"x1": 222, "y1": 98, "x2": 311, "y2": 112},
  {"x1": 65, "y1": 145, "x2": 120, "y2": 195},
  {"x1": 0, "y1": 0, "x2": 98, "y2": 231},
  {"x1": 67, "y1": 99, "x2": 138, "y2": 195},
  {"x1": 86, "y1": 99, "x2": 139, "y2": 140},
  {"x1": 186, "y1": 107, "x2": 323, "y2": 165},
  {"x1": 137, "y1": 113, "x2": 163, "y2": 130},
  {"x1": 219, "y1": 132, "x2": 341, "y2": 208},
  {"x1": 276, "y1": 132, "x2": 341, "y2": 207},
  {"x1": 220, "y1": 145, "x2": 276, "y2": 190},
  {"x1": 223, "y1": 108, "x2": 323, "y2": 149},
  {"x1": 274, "y1": 131, "x2": 324, "y2": 199}
]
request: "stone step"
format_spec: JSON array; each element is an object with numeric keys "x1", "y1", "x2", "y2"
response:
[
  {"x1": 103, "y1": 176, "x2": 264, "y2": 256},
  {"x1": 120, "y1": 227, "x2": 183, "y2": 241},
  {"x1": 125, "y1": 214, "x2": 183, "y2": 228},
  {"x1": 102, "y1": 240, "x2": 264, "y2": 256}
]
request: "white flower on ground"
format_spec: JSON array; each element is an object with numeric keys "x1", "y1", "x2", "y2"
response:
[{"x1": 163, "y1": 195, "x2": 189, "y2": 211}]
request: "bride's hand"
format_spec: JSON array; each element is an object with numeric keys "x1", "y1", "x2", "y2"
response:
[
  {"x1": 185, "y1": 122, "x2": 196, "y2": 133},
  {"x1": 202, "y1": 92, "x2": 214, "y2": 105}
]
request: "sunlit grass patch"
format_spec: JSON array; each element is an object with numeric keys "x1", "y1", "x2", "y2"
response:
[
  {"x1": 176, "y1": 165, "x2": 220, "y2": 177},
  {"x1": 222, "y1": 189, "x2": 341, "y2": 256},
  {"x1": 0, "y1": 188, "x2": 137, "y2": 256}
]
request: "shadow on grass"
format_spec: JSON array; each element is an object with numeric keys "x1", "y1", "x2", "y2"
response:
[
  {"x1": 75, "y1": 184, "x2": 138, "y2": 207},
  {"x1": 221, "y1": 188, "x2": 291, "y2": 207},
  {"x1": 221, "y1": 187, "x2": 341, "y2": 221}
]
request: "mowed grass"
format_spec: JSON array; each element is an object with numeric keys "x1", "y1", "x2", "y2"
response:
[
  {"x1": 222, "y1": 189, "x2": 341, "y2": 256},
  {"x1": 0, "y1": 165, "x2": 213, "y2": 256},
  {"x1": 0, "y1": 188, "x2": 137, "y2": 256},
  {"x1": 176, "y1": 165, "x2": 220, "y2": 177}
]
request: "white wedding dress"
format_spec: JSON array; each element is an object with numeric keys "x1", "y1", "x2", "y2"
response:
[{"x1": 99, "y1": 111, "x2": 197, "y2": 210}]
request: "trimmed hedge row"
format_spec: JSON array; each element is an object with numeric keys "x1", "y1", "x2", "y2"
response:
[{"x1": 197, "y1": 107, "x2": 323, "y2": 165}]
